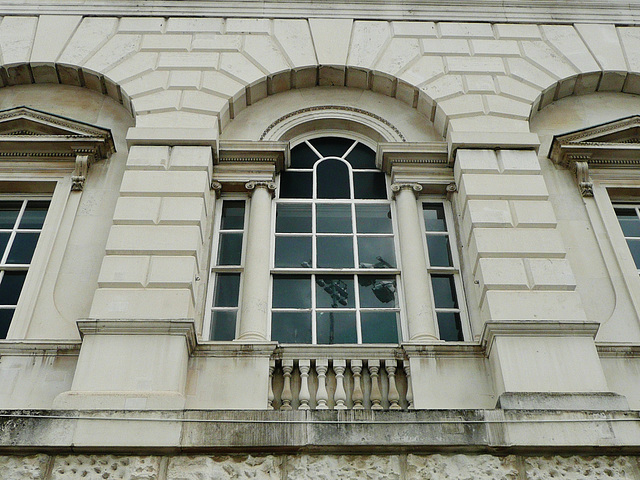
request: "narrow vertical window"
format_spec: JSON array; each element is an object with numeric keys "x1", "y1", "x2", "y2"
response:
[
  {"x1": 0, "y1": 198, "x2": 49, "y2": 338},
  {"x1": 615, "y1": 205, "x2": 640, "y2": 271},
  {"x1": 207, "y1": 200, "x2": 246, "y2": 340}
]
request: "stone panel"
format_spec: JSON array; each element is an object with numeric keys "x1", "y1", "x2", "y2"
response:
[
  {"x1": 407, "y1": 454, "x2": 518, "y2": 480},
  {"x1": 525, "y1": 456, "x2": 640, "y2": 480},
  {"x1": 167, "y1": 455, "x2": 280, "y2": 480},
  {"x1": 50, "y1": 455, "x2": 161, "y2": 480},
  {"x1": 286, "y1": 455, "x2": 401, "y2": 480},
  {"x1": 0, "y1": 455, "x2": 49, "y2": 480}
]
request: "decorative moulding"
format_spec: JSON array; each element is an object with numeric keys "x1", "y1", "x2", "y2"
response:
[{"x1": 448, "y1": 131, "x2": 540, "y2": 162}]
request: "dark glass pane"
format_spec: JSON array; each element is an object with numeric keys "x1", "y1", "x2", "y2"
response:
[
  {"x1": 437, "y1": 311, "x2": 464, "y2": 341},
  {"x1": 291, "y1": 142, "x2": 320, "y2": 169},
  {"x1": 317, "y1": 160, "x2": 350, "y2": 199},
  {"x1": 353, "y1": 172, "x2": 387, "y2": 199},
  {"x1": 220, "y1": 201, "x2": 245, "y2": 230},
  {"x1": 359, "y1": 276, "x2": 397, "y2": 308},
  {"x1": 423, "y1": 203, "x2": 447, "y2": 232},
  {"x1": 317, "y1": 236, "x2": 354, "y2": 268},
  {"x1": 275, "y1": 236, "x2": 312, "y2": 268},
  {"x1": 0, "y1": 271, "x2": 26, "y2": 305},
  {"x1": 280, "y1": 171, "x2": 312, "y2": 199},
  {"x1": 432, "y1": 274, "x2": 458, "y2": 308},
  {"x1": 361, "y1": 311, "x2": 399, "y2": 343},
  {"x1": 310, "y1": 137, "x2": 354, "y2": 159},
  {"x1": 316, "y1": 276, "x2": 355, "y2": 308},
  {"x1": 356, "y1": 204, "x2": 392, "y2": 233},
  {"x1": 271, "y1": 311, "x2": 312, "y2": 343},
  {"x1": 213, "y1": 273, "x2": 240, "y2": 307},
  {"x1": 426, "y1": 235, "x2": 452, "y2": 267},
  {"x1": 627, "y1": 239, "x2": 640, "y2": 268},
  {"x1": 317, "y1": 312, "x2": 357, "y2": 344},
  {"x1": 7, "y1": 233, "x2": 39, "y2": 264},
  {"x1": 0, "y1": 232, "x2": 10, "y2": 259},
  {"x1": 317, "y1": 204, "x2": 352, "y2": 233},
  {"x1": 0, "y1": 201, "x2": 21, "y2": 229},
  {"x1": 217, "y1": 232, "x2": 243, "y2": 265},
  {"x1": 210, "y1": 310, "x2": 237, "y2": 341},
  {"x1": 0, "y1": 309, "x2": 14, "y2": 339},
  {"x1": 276, "y1": 204, "x2": 311, "y2": 233},
  {"x1": 345, "y1": 142, "x2": 376, "y2": 169},
  {"x1": 272, "y1": 275, "x2": 311, "y2": 308},
  {"x1": 19, "y1": 200, "x2": 50, "y2": 229},
  {"x1": 617, "y1": 209, "x2": 640, "y2": 237},
  {"x1": 357, "y1": 236, "x2": 396, "y2": 268}
]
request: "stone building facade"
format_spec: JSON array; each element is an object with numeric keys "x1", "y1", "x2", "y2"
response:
[{"x1": 2, "y1": 0, "x2": 640, "y2": 478}]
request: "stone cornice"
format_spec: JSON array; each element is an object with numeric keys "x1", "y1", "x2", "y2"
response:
[{"x1": 2, "y1": 0, "x2": 640, "y2": 24}]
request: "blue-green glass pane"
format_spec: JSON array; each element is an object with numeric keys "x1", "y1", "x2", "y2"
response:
[
  {"x1": 276, "y1": 204, "x2": 311, "y2": 233},
  {"x1": 310, "y1": 137, "x2": 354, "y2": 159},
  {"x1": 272, "y1": 275, "x2": 311, "y2": 308},
  {"x1": 217, "y1": 232, "x2": 243, "y2": 265},
  {"x1": 0, "y1": 202, "x2": 21, "y2": 229},
  {"x1": 213, "y1": 273, "x2": 240, "y2": 308},
  {"x1": 220, "y1": 201, "x2": 245, "y2": 230},
  {"x1": 317, "y1": 236, "x2": 354, "y2": 268},
  {"x1": 316, "y1": 276, "x2": 355, "y2": 308},
  {"x1": 617, "y1": 209, "x2": 640, "y2": 237},
  {"x1": 275, "y1": 236, "x2": 312, "y2": 268},
  {"x1": 423, "y1": 203, "x2": 447, "y2": 232},
  {"x1": 317, "y1": 159, "x2": 351, "y2": 199},
  {"x1": 290, "y1": 142, "x2": 320, "y2": 169},
  {"x1": 356, "y1": 204, "x2": 392, "y2": 233},
  {"x1": 317, "y1": 204, "x2": 352, "y2": 233},
  {"x1": 0, "y1": 232, "x2": 10, "y2": 259},
  {"x1": 7, "y1": 233, "x2": 39, "y2": 264},
  {"x1": 431, "y1": 274, "x2": 458, "y2": 309},
  {"x1": 361, "y1": 311, "x2": 399, "y2": 343},
  {"x1": 357, "y1": 236, "x2": 396, "y2": 269},
  {"x1": 353, "y1": 172, "x2": 387, "y2": 199},
  {"x1": 280, "y1": 171, "x2": 312, "y2": 199},
  {"x1": 271, "y1": 312, "x2": 312, "y2": 343},
  {"x1": 437, "y1": 312, "x2": 464, "y2": 341},
  {"x1": 627, "y1": 239, "x2": 640, "y2": 268},
  {"x1": 345, "y1": 142, "x2": 376, "y2": 169},
  {"x1": 210, "y1": 310, "x2": 237, "y2": 341},
  {"x1": 0, "y1": 309, "x2": 14, "y2": 339},
  {"x1": 0, "y1": 271, "x2": 26, "y2": 305},
  {"x1": 426, "y1": 235, "x2": 452, "y2": 267},
  {"x1": 358, "y1": 276, "x2": 397, "y2": 308},
  {"x1": 317, "y1": 311, "x2": 357, "y2": 344},
  {"x1": 19, "y1": 200, "x2": 50, "y2": 229}
]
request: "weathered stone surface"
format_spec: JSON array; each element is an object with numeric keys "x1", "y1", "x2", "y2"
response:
[
  {"x1": 50, "y1": 456, "x2": 160, "y2": 480},
  {"x1": 525, "y1": 456, "x2": 639, "y2": 480},
  {"x1": 407, "y1": 454, "x2": 518, "y2": 480},
  {"x1": 0, "y1": 455, "x2": 49, "y2": 480},
  {"x1": 167, "y1": 455, "x2": 280, "y2": 480},
  {"x1": 287, "y1": 455, "x2": 401, "y2": 480}
]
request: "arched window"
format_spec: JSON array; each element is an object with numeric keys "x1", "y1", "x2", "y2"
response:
[{"x1": 271, "y1": 136, "x2": 401, "y2": 344}]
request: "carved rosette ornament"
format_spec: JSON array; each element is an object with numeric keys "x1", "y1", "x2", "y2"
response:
[
  {"x1": 245, "y1": 180, "x2": 277, "y2": 197},
  {"x1": 390, "y1": 182, "x2": 423, "y2": 198}
]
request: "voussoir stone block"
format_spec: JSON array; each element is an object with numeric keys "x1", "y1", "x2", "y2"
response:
[
  {"x1": 407, "y1": 454, "x2": 518, "y2": 480},
  {"x1": 273, "y1": 20, "x2": 316, "y2": 68},
  {"x1": 347, "y1": 21, "x2": 391, "y2": 69},
  {"x1": 524, "y1": 456, "x2": 639, "y2": 480},
  {"x1": 84, "y1": 34, "x2": 142, "y2": 72},
  {"x1": 439, "y1": 22, "x2": 495, "y2": 39},
  {"x1": 31, "y1": 15, "x2": 82, "y2": 64},
  {"x1": 140, "y1": 34, "x2": 192, "y2": 52},
  {"x1": 58, "y1": 18, "x2": 119, "y2": 66},
  {"x1": 0, "y1": 16, "x2": 38, "y2": 65},
  {"x1": 286, "y1": 455, "x2": 401, "y2": 480},
  {"x1": 0, "y1": 455, "x2": 49, "y2": 480},
  {"x1": 167, "y1": 455, "x2": 281, "y2": 480},
  {"x1": 50, "y1": 455, "x2": 161, "y2": 480},
  {"x1": 575, "y1": 24, "x2": 627, "y2": 73},
  {"x1": 309, "y1": 18, "x2": 353, "y2": 66},
  {"x1": 495, "y1": 23, "x2": 541, "y2": 39}
]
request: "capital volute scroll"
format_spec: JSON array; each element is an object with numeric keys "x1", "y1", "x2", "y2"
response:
[
  {"x1": 391, "y1": 183, "x2": 423, "y2": 199},
  {"x1": 210, "y1": 180, "x2": 223, "y2": 198},
  {"x1": 245, "y1": 180, "x2": 277, "y2": 197}
]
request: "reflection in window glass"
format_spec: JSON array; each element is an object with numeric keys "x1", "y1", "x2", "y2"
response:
[
  {"x1": 356, "y1": 205, "x2": 392, "y2": 233},
  {"x1": 317, "y1": 311, "x2": 357, "y2": 344},
  {"x1": 275, "y1": 236, "x2": 312, "y2": 268},
  {"x1": 272, "y1": 312, "x2": 312, "y2": 344}
]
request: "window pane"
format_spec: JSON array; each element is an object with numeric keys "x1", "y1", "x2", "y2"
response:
[
  {"x1": 280, "y1": 171, "x2": 312, "y2": 198},
  {"x1": 437, "y1": 312, "x2": 464, "y2": 341},
  {"x1": 272, "y1": 275, "x2": 311, "y2": 308},
  {"x1": 316, "y1": 276, "x2": 355, "y2": 308},
  {"x1": 217, "y1": 232, "x2": 243, "y2": 265},
  {"x1": 20, "y1": 201, "x2": 50, "y2": 229},
  {"x1": 317, "y1": 160, "x2": 350, "y2": 199},
  {"x1": 0, "y1": 271, "x2": 26, "y2": 305},
  {"x1": 271, "y1": 312, "x2": 312, "y2": 343},
  {"x1": 276, "y1": 204, "x2": 311, "y2": 233},
  {"x1": 220, "y1": 201, "x2": 245, "y2": 230},
  {"x1": 0, "y1": 308, "x2": 14, "y2": 339},
  {"x1": 356, "y1": 205, "x2": 392, "y2": 233},
  {"x1": 213, "y1": 273, "x2": 240, "y2": 307},
  {"x1": 0, "y1": 232, "x2": 10, "y2": 259},
  {"x1": 317, "y1": 236, "x2": 354, "y2": 268},
  {"x1": 291, "y1": 142, "x2": 319, "y2": 169},
  {"x1": 0, "y1": 201, "x2": 21, "y2": 229},
  {"x1": 275, "y1": 236, "x2": 312, "y2": 268},
  {"x1": 310, "y1": 137, "x2": 354, "y2": 159},
  {"x1": 317, "y1": 204, "x2": 352, "y2": 233},
  {"x1": 345, "y1": 142, "x2": 376, "y2": 169},
  {"x1": 353, "y1": 172, "x2": 387, "y2": 199},
  {"x1": 432, "y1": 274, "x2": 458, "y2": 308},
  {"x1": 361, "y1": 311, "x2": 399, "y2": 343},
  {"x1": 359, "y1": 276, "x2": 397, "y2": 308},
  {"x1": 210, "y1": 311, "x2": 237, "y2": 341},
  {"x1": 7, "y1": 233, "x2": 39, "y2": 264},
  {"x1": 617, "y1": 209, "x2": 640, "y2": 237},
  {"x1": 317, "y1": 311, "x2": 357, "y2": 344},
  {"x1": 423, "y1": 204, "x2": 447, "y2": 232},
  {"x1": 426, "y1": 235, "x2": 452, "y2": 267},
  {"x1": 358, "y1": 236, "x2": 396, "y2": 268},
  {"x1": 627, "y1": 239, "x2": 640, "y2": 268}
]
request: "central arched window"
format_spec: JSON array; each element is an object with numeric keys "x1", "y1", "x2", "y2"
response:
[{"x1": 270, "y1": 137, "x2": 401, "y2": 344}]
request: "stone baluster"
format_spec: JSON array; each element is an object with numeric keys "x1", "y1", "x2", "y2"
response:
[
  {"x1": 368, "y1": 359, "x2": 383, "y2": 410},
  {"x1": 333, "y1": 359, "x2": 347, "y2": 410},
  {"x1": 267, "y1": 359, "x2": 275, "y2": 410},
  {"x1": 298, "y1": 359, "x2": 311, "y2": 410},
  {"x1": 281, "y1": 359, "x2": 294, "y2": 410},
  {"x1": 404, "y1": 362, "x2": 414, "y2": 410},
  {"x1": 351, "y1": 360, "x2": 364, "y2": 410},
  {"x1": 385, "y1": 359, "x2": 401, "y2": 410},
  {"x1": 315, "y1": 359, "x2": 329, "y2": 410}
]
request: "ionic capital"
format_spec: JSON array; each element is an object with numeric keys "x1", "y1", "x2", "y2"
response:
[
  {"x1": 390, "y1": 182, "x2": 423, "y2": 198},
  {"x1": 245, "y1": 180, "x2": 277, "y2": 197}
]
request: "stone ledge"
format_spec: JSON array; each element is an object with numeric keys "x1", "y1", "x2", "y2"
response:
[{"x1": 497, "y1": 392, "x2": 630, "y2": 411}]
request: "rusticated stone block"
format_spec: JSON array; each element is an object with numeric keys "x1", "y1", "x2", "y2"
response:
[
  {"x1": 286, "y1": 455, "x2": 401, "y2": 480},
  {"x1": 525, "y1": 456, "x2": 640, "y2": 480},
  {"x1": 407, "y1": 454, "x2": 518, "y2": 480},
  {"x1": 167, "y1": 455, "x2": 281, "y2": 480},
  {"x1": 50, "y1": 455, "x2": 160, "y2": 480},
  {"x1": 0, "y1": 455, "x2": 49, "y2": 480}
]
